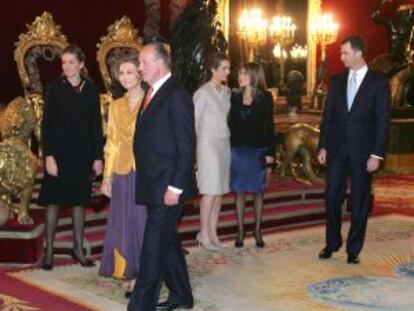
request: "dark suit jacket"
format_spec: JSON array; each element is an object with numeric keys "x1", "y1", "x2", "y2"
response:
[
  {"x1": 319, "y1": 69, "x2": 391, "y2": 161},
  {"x1": 133, "y1": 77, "x2": 197, "y2": 205}
]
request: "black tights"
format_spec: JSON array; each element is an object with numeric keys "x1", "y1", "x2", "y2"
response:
[
  {"x1": 44, "y1": 205, "x2": 88, "y2": 263},
  {"x1": 235, "y1": 193, "x2": 264, "y2": 244}
]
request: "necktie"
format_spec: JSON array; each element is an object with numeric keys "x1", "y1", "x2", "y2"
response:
[
  {"x1": 347, "y1": 72, "x2": 357, "y2": 111},
  {"x1": 143, "y1": 87, "x2": 153, "y2": 110}
]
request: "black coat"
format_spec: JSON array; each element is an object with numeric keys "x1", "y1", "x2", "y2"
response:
[
  {"x1": 38, "y1": 78, "x2": 103, "y2": 206},
  {"x1": 229, "y1": 90, "x2": 276, "y2": 157}
]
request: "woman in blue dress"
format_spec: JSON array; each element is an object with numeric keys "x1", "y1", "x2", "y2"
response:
[{"x1": 229, "y1": 62, "x2": 275, "y2": 248}]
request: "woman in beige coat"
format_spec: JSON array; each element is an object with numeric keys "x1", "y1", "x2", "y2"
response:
[{"x1": 193, "y1": 52, "x2": 231, "y2": 250}]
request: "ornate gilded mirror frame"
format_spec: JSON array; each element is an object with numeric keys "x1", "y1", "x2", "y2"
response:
[
  {"x1": 14, "y1": 11, "x2": 69, "y2": 94},
  {"x1": 216, "y1": 0, "x2": 321, "y2": 94},
  {"x1": 96, "y1": 16, "x2": 144, "y2": 95}
]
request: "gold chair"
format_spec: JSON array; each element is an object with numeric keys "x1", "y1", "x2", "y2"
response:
[{"x1": 14, "y1": 12, "x2": 69, "y2": 145}]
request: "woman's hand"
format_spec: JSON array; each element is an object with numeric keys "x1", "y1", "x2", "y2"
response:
[
  {"x1": 101, "y1": 178, "x2": 112, "y2": 198},
  {"x1": 45, "y1": 156, "x2": 58, "y2": 177},
  {"x1": 93, "y1": 160, "x2": 103, "y2": 176}
]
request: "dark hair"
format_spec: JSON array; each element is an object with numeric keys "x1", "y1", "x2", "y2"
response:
[
  {"x1": 341, "y1": 36, "x2": 367, "y2": 55},
  {"x1": 113, "y1": 52, "x2": 140, "y2": 79},
  {"x1": 61, "y1": 44, "x2": 89, "y2": 78},
  {"x1": 207, "y1": 52, "x2": 229, "y2": 71},
  {"x1": 145, "y1": 35, "x2": 171, "y2": 69},
  {"x1": 240, "y1": 62, "x2": 267, "y2": 94},
  {"x1": 203, "y1": 51, "x2": 229, "y2": 83}
]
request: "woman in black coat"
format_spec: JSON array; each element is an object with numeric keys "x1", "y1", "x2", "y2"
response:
[
  {"x1": 229, "y1": 62, "x2": 275, "y2": 248},
  {"x1": 38, "y1": 44, "x2": 103, "y2": 270}
]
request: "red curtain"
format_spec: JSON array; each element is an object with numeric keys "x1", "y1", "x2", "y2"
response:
[{"x1": 322, "y1": 0, "x2": 393, "y2": 77}]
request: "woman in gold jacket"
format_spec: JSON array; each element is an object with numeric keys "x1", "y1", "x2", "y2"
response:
[{"x1": 99, "y1": 53, "x2": 147, "y2": 297}]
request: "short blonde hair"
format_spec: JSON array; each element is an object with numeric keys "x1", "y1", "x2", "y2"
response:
[{"x1": 113, "y1": 52, "x2": 140, "y2": 79}]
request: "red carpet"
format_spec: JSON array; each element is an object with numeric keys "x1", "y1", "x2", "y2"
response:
[{"x1": 0, "y1": 268, "x2": 94, "y2": 311}]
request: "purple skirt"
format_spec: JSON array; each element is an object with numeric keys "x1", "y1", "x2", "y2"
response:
[{"x1": 99, "y1": 170, "x2": 147, "y2": 279}]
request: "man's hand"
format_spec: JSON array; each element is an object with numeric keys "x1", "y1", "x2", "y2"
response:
[
  {"x1": 46, "y1": 156, "x2": 58, "y2": 176},
  {"x1": 265, "y1": 156, "x2": 274, "y2": 164},
  {"x1": 164, "y1": 189, "x2": 180, "y2": 206},
  {"x1": 367, "y1": 156, "x2": 381, "y2": 172},
  {"x1": 317, "y1": 148, "x2": 327, "y2": 165}
]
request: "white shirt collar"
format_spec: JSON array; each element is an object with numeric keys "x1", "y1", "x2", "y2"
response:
[
  {"x1": 349, "y1": 65, "x2": 368, "y2": 80},
  {"x1": 150, "y1": 72, "x2": 172, "y2": 98}
]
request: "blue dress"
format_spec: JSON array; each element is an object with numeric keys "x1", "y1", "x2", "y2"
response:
[{"x1": 229, "y1": 91, "x2": 275, "y2": 194}]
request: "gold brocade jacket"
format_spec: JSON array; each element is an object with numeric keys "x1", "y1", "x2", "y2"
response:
[{"x1": 103, "y1": 95, "x2": 142, "y2": 179}]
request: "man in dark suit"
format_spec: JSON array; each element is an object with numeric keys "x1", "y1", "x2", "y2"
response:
[
  {"x1": 127, "y1": 39, "x2": 196, "y2": 311},
  {"x1": 317, "y1": 35, "x2": 391, "y2": 264}
]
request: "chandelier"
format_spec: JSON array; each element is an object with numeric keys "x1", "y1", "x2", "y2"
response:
[
  {"x1": 237, "y1": 8, "x2": 268, "y2": 46},
  {"x1": 309, "y1": 13, "x2": 339, "y2": 109},
  {"x1": 310, "y1": 13, "x2": 339, "y2": 60},
  {"x1": 272, "y1": 43, "x2": 288, "y2": 59},
  {"x1": 268, "y1": 16, "x2": 297, "y2": 46},
  {"x1": 290, "y1": 44, "x2": 308, "y2": 60}
]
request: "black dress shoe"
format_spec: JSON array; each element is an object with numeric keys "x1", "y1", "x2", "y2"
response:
[
  {"x1": 157, "y1": 300, "x2": 193, "y2": 311},
  {"x1": 347, "y1": 254, "x2": 360, "y2": 264},
  {"x1": 124, "y1": 291, "x2": 132, "y2": 299},
  {"x1": 318, "y1": 247, "x2": 335, "y2": 259}
]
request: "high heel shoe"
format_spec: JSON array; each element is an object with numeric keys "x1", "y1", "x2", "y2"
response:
[
  {"x1": 254, "y1": 231, "x2": 265, "y2": 248},
  {"x1": 211, "y1": 236, "x2": 224, "y2": 248},
  {"x1": 42, "y1": 255, "x2": 54, "y2": 271},
  {"x1": 234, "y1": 231, "x2": 245, "y2": 248},
  {"x1": 196, "y1": 233, "x2": 219, "y2": 251},
  {"x1": 70, "y1": 249, "x2": 95, "y2": 267}
]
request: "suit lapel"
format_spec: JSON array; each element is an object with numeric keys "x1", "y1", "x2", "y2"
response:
[
  {"x1": 349, "y1": 70, "x2": 373, "y2": 115},
  {"x1": 339, "y1": 72, "x2": 349, "y2": 114},
  {"x1": 139, "y1": 77, "x2": 174, "y2": 120}
]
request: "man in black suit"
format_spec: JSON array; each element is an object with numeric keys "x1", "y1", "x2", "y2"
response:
[
  {"x1": 317, "y1": 36, "x2": 391, "y2": 264},
  {"x1": 127, "y1": 39, "x2": 196, "y2": 311}
]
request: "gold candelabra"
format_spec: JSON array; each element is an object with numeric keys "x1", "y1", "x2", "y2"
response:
[
  {"x1": 269, "y1": 16, "x2": 296, "y2": 46},
  {"x1": 290, "y1": 44, "x2": 308, "y2": 60},
  {"x1": 237, "y1": 8, "x2": 298, "y2": 88},
  {"x1": 310, "y1": 13, "x2": 338, "y2": 62},
  {"x1": 237, "y1": 8, "x2": 268, "y2": 61},
  {"x1": 310, "y1": 13, "x2": 339, "y2": 109},
  {"x1": 269, "y1": 15, "x2": 297, "y2": 87}
]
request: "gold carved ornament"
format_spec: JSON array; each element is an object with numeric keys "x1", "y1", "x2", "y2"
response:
[
  {"x1": 14, "y1": 11, "x2": 69, "y2": 93},
  {"x1": 14, "y1": 12, "x2": 69, "y2": 149},
  {"x1": 277, "y1": 123, "x2": 323, "y2": 184},
  {"x1": 97, "y1": 16, "x2": 143, "y2": 94},
  {"x1": 0, "y1": 97, "x2": 38, "y2": 224}
]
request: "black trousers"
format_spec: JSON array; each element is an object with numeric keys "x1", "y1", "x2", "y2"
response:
[
  {"x1": 324, "y1": 153, "x2": 372, "y2": 256},
  {"x1": 128, "y1": 202, "x2": 193, "y2": 311}
]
